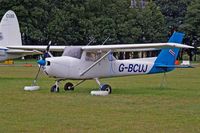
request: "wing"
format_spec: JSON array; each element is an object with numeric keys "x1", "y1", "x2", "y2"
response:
[
  {"x1": 7, "y1": 43, "x2": 193, "y2": 52},
  {"x1": 7, "y1": 46, "x2": 66, "y2": 52},
  {"x1": 82, "y1": 43, "x2": 193, "y2": 52}
]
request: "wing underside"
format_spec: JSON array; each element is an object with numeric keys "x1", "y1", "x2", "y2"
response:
[
  {"x1": 7, "y1": 46, "x2": 66, "y2": 52},
  {"x1": 6, "y1": 49, "x2": 42, "y2": 55}
]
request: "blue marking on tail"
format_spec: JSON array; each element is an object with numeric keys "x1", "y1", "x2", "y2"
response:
[{"x1": 148, "y1": 32, "x2": 185, "y2": 74}]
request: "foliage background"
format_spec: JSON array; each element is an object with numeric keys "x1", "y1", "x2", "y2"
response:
[{"x1": 0, "y1": 0, "x2": 199, "y2": 61}]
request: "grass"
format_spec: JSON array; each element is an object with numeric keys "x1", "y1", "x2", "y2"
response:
[{"x1": 0, "y1": 62, "x2": 200, "y2": 133}]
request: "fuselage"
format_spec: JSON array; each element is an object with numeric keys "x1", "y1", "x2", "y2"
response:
[{"x1": 42, "y1": 51, "x2": 165, "y2": 80}]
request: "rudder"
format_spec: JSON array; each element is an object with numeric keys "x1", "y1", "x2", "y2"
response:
[
  {"x1": 155, "y1": 32, "x2": 184, "y2": 66},
  {"x1": 0, "y1": 10, "x2": 22, "y2": 46},
  {"x1": 148, "y1": 32, "x2": 185, "y2": 74}
]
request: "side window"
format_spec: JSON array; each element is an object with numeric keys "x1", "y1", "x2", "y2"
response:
[
  {"x1": 85, "y1": 52, "x2": 97, "y2": 61},
  {"x1": 85, "y1": 51, "x2": 113, "y2": 61},
  {"x1": 113, "y1": 50, "x2": 160, "y2": 60}
]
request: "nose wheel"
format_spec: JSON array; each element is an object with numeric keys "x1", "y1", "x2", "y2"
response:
[
  {"x1": 51, "y1": 85, "x2": 59, "y2": 92},
  {"x1": 51, "y1": 80, "x2": 60, "y2": 92}
]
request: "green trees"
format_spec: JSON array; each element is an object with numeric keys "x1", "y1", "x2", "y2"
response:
[
  {"x1": 179, "y1": 0, "x2": 200, "y2": 60},
  {"x1": 137, "y1": 2, "x2": 165, "y2": 42},
  {"x1": 154, "y1": 0, "x2": 191, "y2": 30},
  {"x1": 181, "y1": 0, "x2": 200, "y2": 39},
  {"x1": 0, "y1": 0, "x2": 171, "y2": 45}
]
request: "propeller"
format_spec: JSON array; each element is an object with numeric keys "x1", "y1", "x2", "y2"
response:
[
  {"x1": 35, "y1": 40, "x2": 53, "y2": 83},
  {"x1": 24, "y1": 41, "x2": 53, "y2": 91},
  {"x1": 37, "y1": 41, "x2": 52, "y2": 66}
]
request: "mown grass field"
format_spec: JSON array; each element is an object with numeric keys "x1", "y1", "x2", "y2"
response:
[{"x1": 0, "y1": 62, "x2": 200, "y2": 133}]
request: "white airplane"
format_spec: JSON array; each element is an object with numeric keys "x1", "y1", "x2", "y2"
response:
[
  {"x1": 14, "y1": 32, "x2": 193, "y2": 94},
  {"x1": 0, "y1": 10, "x2": 41, "y2": 62}
]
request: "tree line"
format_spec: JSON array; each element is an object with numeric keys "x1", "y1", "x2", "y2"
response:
[{"x1": 0, "y1": 0, "x2": 199, "y2": 50}]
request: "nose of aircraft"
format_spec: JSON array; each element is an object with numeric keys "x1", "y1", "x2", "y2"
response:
[{"x1": 37, "y1": 59, "x2": 46, "y2": 66}]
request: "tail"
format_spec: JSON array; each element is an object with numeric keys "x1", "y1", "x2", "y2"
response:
[
  {"x1": 0, "y1": 10, "x2": 22, "y2": 46},
  {"x1": 149, "y1": 32, "x2": 185, "y2": 73},
  {"x1": 156, "y1": 32, "x2": 184, "y2": 65}
]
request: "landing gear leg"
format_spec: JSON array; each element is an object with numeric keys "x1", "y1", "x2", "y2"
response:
[
  {"x1": 51, "y1": 80, "x2": 60, "y2": 92},
  {"x1": 94, "y1": 78, "x2": 112, "y2": 94}
]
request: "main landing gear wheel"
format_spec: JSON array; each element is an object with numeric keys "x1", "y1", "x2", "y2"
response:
[
  {"x1": 64, "y1": 82, "x2": 74, "y2": 91},
  {"x1": 101, "y1": 84, "x2": 112, "y2": 94},
  {"x1": 51, "y1": 85, "x2": 59, "y2": 92}
]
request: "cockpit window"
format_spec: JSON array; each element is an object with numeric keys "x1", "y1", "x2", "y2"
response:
[{"x1": 62, "y1": 46, "x2": 82, "y2": 59}]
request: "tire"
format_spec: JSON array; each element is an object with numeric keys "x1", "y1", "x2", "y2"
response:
[
  {"x1": 64, "y1": 82, "x2": 74, "y2": 91},
  {"x1": 101, "y1": 84, "x2": 112, "y2": 94},
  {"x1": 51, "y1": 85, "x2": 59, "y2": 92}
]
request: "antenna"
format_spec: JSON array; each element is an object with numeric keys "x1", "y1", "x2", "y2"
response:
[
  {"x1": 101, "y1": 36, "x2": 110, "y2": 45},
  {"x1": 87, "y1": 37, "x2": 95, "y2": 46}
]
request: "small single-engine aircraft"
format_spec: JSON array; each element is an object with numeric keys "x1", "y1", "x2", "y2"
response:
[
  {"x1": 0, "y1": 10, "x2": 41, "y2": 62},
  {"x1": 17, "y1": 32, "x2": 193, "y2": 94}
]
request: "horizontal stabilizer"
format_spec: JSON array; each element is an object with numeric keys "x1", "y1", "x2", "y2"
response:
[{"x1": 155, "y1": 64, "x2": 193, "y2": 68}]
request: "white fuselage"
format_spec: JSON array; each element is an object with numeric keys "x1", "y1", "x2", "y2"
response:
[{"x1": 42, "y1": 51, "x2": 156, "y2": 80}]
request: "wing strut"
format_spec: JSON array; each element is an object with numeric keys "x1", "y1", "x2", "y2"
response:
[{"x1": 80, "y1": 50, "x2": 112, "y2": 76}]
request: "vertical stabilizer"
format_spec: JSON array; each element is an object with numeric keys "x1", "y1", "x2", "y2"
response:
[
  {"x1": 149, "y1": 32, "x2": 185, "y2": 73},
  {"x1": 0, "y1": 10, "x2": 22, "y2": 46},
  {"x1": 155, "y1": 32, "x2": 184, "y2": 65}
]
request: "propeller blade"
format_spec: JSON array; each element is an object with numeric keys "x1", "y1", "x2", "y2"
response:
[
  {"x1": 37, "y1": 40, "x2": 53, "y2": 66},
  {"x1": 46, "y1": 41, "x2": 52, "y2": 52}
]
